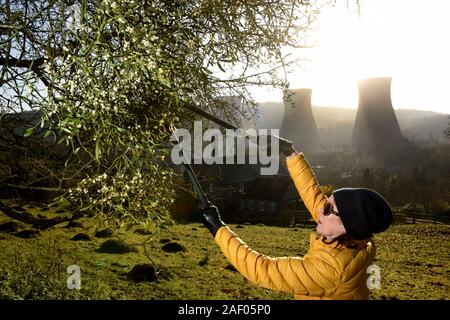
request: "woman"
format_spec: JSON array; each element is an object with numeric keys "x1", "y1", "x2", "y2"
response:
[{"x1": 201, "y1": 147, "x2": 393, "y2": 300}]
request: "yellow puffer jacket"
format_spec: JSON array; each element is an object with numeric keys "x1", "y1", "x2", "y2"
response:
[{"x1": 214, "y1": 153, "x2": 376, "y2": 300}]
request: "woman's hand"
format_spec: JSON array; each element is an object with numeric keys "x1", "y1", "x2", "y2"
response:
[
  {"x1": 274, "y1": 135, "x2": 296, "y2": 156},
  {"x1": 286, "y1": 150, "x2": 298, "y2": 159},
  {"x1": 201, "y1": 205, "x2": 225, "y2": 237}
]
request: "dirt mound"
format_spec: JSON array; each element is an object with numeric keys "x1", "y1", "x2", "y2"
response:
[
  {"x1": 97, "y1": 239, "x2": 138, "y2": 254},
  {"x1": 134, "y1": 228, "x2": 152, "y2": 235},
  {"x1": 127, "y1": 264, "x2": 157, "y2": 282},
  {"x1": 71, "y1": 233, "x2": 91, "y2": 241},
  {"x1": 0, "y1": 221, "x2": 25, "y2": 233},
  {"x1": 95, "y1": 228, "x2": 114, "y2": 238},
  {"x1": 65, "y1": 221, "x2": 84, "y2": 228},
  {"x1": 12, "y1": 229, "x2": 40, "y2": 238},
  {"x1": 161, "y1": 241, "x2": 185, "y2": 253}
]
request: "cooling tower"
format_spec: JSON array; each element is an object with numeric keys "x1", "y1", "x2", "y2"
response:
[
  {"x1": 215, "y1": 96, "x2": 256, "y2": 131},
  {"x1": 352, "y1": 77, "x2": 410, "y2": 160},
  {"x1": 280, "y1": 89, "x2": 319, "y2": 152}
]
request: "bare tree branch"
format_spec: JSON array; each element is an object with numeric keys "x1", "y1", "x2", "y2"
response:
[
  {"x1": 0, "y1": 201, "x2": 83, "y2": 229},
  {"x1": 0, "y1": 56, "x2": 45, "y2": 68}
]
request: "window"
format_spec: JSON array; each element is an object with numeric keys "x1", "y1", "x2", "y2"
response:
[
  {"x1": 258, "y1": 201, "x2": 265, "y2": 212},
  {"x1": 209, "y1": 183, "x2": 214, "y2": 193},
  {"x1": 295, "y1": 199, "x2": 303, "y2": 211},
  {"x1": 290, "y1": 200, "x2": 296, "y2": 211},
  {"x1": 240, "y1": 199, "x2": 246, "y2": 210},
  {"x1": 269, "y1": 202, "x2": 277, "y2": 213},
  {"x1": 239, "y1": 182, "x2": 245, "y2": 192},
  {"x1": 249, "y1": 199, "x2": 256, "y2": 210}
]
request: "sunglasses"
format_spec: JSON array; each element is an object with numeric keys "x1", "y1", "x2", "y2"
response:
[{"x1": 323, "y1": 202, "x2": 340, "y2": 217}]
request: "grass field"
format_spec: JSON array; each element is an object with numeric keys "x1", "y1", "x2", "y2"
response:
[{"x1": 0, "y1": 204, "x2": 449, "y2": 300}]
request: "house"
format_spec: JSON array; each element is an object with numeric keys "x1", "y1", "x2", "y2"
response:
[
  {"x1": 228, "y1": 175, "x2": 313, "y2": 226},
  {"x1": 173, "y1": 160, "x2": 315, "y2": 227}
]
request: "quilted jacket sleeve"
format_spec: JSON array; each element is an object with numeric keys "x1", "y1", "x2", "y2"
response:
[
  {"x1": 215, "y1": 226, "x2": 342, "y2": 296},
  {"x1": 286, "y1": 153, "x2": 327, "y2": 222}
]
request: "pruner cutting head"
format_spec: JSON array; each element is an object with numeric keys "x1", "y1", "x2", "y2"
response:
[
  {"x1": 256, "y1": 133, "x2": 295, "y2": 156},
  {"x1": 168, "y1": 124, "x2": 211, "y2": 210}
]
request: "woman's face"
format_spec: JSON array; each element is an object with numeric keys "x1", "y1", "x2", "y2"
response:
[{"x1": 316, "y1": 195, "x2": 347, "y2": 240}]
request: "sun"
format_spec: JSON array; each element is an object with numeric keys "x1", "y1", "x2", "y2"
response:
[
  {"x1": 289, "y1": 8, "x2": 381, "y2": 108},
  {"x1": 254, "y1": 1, "x2": 450, "y2": 114}
]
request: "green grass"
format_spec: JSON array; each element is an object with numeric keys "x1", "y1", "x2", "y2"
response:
[{"x1": 0, "y1": 205, "x2": 449, "y2": 300}]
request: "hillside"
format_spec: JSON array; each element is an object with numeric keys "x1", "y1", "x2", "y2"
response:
[
  {"x1": 0, "y1": 203, "x2": 448, "y2": 300},
  {"x1": 256, "y1": 102, "x2": 449, "y2": 147}
]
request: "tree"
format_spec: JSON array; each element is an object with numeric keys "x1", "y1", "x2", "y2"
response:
[
  {"x1": 1, "y1": 0, "x2": 323, "y2": 228},
  {"x1": 444, "y1": 115, "x2": 450, "y2": 139},
  {"x1": 360, "y1": 168, "x2": 374, "y2": 189}
]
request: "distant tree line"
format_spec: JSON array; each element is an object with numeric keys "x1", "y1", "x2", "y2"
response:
[{"x1": 311, "y1": 144, "x2": 450, "y2": 215}]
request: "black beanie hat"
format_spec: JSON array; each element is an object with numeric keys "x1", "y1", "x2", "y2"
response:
[{"x1": 333, "y1": 188, "x2": 393, "y2": 240}]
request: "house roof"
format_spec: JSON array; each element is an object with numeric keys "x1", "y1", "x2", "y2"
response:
[
  {"x1": 219, "y1": 163, "x2": 262, "y2": 183},
  {"x1": 245, "y1": 175, "x2": 299, "y2": 201},
  {"x1": 0, "y1": 110, "x2": 51, "y2": 144},
  {"x1": 190, "y1": 159, "x2": 290, "y2": 183}
]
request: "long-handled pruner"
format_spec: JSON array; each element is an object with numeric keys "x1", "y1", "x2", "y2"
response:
[
  {"x1": 169, "y1": 104, "x2": 293, "y2": 210},
  {"x1": 170, "y1": 124, "x2": 211, "y2": 210}
]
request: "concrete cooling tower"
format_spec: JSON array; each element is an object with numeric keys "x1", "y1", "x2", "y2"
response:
[
  {"x1": 215, "y1": 96, "x2": 256, "y2": 131},
  {"x1": 352, "y1": 77, "x2": 411, "y2": 163},
  {"x1": 279, "y1": 89, "x2": 319, "y2": 152}
]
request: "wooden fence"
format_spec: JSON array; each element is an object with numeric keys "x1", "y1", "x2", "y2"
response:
[
  {"x1": 292, "y1": 211, "x2": 450, "y2": 227},
  {"x1": 392, "y1": 213, "x2": 450, "y2": 225},
  {"x1": 222, "y1": 210, "x2": 450, "y2": 227}
]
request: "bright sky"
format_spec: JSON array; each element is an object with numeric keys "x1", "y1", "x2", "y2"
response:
[{"x1": 254, "y1": 0, "x2": 450, "y2": 114}]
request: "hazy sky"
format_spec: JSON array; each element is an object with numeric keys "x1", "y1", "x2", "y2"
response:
[{"x1": 253, "y1": 0, "x2": 450, "y2": 114}]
